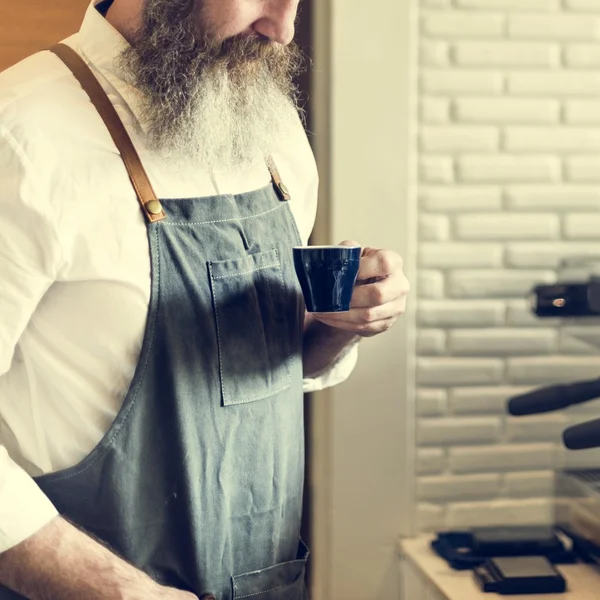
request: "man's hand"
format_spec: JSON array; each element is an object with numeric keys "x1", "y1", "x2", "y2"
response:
[
  {"x1": 312, "y1": 241, "x2": 409, "y2": 337},
  {"x1": 302, "y1": 241, "x2": 409, "y2": 379},
  {"x1": 0, "y1": 516, "x2": 199, "y2": 600}
]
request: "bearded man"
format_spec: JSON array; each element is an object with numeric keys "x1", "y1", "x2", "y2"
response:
[{"x1": 0, "y1": 1, "x2": 409, "y2": 598}]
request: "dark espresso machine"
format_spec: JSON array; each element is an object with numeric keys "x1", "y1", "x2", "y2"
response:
[{"x1": 508, "y1": 268, "x2": 600, "y2": 563}]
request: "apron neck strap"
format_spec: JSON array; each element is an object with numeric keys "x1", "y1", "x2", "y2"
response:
[{"x1": 49, "y1": 43, "x2": 290, "y2": 224}]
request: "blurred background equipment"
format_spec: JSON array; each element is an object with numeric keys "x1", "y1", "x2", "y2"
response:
[{"x1": 509, "y1": 262, "x2": 600, "y2": 565}]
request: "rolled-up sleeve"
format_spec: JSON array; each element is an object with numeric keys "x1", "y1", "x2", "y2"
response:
[
  {"x1": 0, "y1": 448, "x2": 58, "y2": 552},
  {"x1": 0, "y1": 126, "x2": 60, "y2": 552},
  {"x1": 302, "y1": 342, "x2": 359, "y2": 393}
]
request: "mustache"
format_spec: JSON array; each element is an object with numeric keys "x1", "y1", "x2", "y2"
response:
[
  {"x1": 217, "y1": 33, "x2": 281, "y2": 58},
  {"x1": 213, "y1": 34, "x2": 303, "y2": 83},
  {"x1": 130, "y1": 26, "x2": 302, "y2": 80}
]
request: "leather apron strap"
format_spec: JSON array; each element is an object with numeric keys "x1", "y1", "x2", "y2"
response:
[
  {"x1": 49, "y1": 43, "x2": 291, "y2": 224},
  {"x1": 50, "y1": 43, "x2": 167, "y2": 223}
]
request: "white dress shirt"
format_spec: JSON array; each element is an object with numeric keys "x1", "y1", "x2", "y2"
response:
[{"x1": 0, "y1": 1, "x2": 357, "y2": 553}]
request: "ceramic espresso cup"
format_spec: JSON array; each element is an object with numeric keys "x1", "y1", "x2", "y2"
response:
[{"x1": 293, "y1": 245, "x2": 361, "y2": 313}]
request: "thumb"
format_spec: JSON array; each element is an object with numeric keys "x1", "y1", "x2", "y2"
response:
[{"x1": 338, "y1": 240, "x2": 362, "y2": 250}]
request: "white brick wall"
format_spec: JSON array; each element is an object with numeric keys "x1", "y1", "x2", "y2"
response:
[
  {"x1": 505, "y1": 185, "x2": 600, "y2": 210},
  {"x1": 421, "y1": 97, "x2": 451, "y2": 123},
  {"x1": 457, "y1": 155, "x2": 561, "y2": 183},
  {"x1": 565, "y1": 214, "x2": 600, "y2": 237},
  {"x1": 566, "y1": 156, "x2": 600, "y2": 181},
  {"x1": 454, "y1": 214, "x2": 560, "y2": 240},
  {"x1": 454, "y1": 42, "x2": 560, "y2": 68},
  {"x1": 419, "y1": 156, "x2": 455, "y2": 184},
  {"x1": 511, "y1": 16, "x2": 600, "y2": 41},
  {"x1": 564, "y1": 44, "x2": 600, "y2": 67},
  {"x1": 565, "y1": 100, "x2": 600, "y2": 123},
  {"x1": 446, "y1": 498, "x2": 554, "y2": 528},
  {"x1": 455, "y1": 98, "x2": 560, "y2": 124},
  {"x1": 507, "y1": 72, "x2": 600, "y2": 95},
  {"x1": 416, "y1": 0, "x2": 600, "y2": 532},
  {"x1": 565, "y1": 0, "x2": 600, "y2": 11}
]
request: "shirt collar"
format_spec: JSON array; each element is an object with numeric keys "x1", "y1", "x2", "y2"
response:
[{"x1": 77, "y1": 0, "x2": 147, "y2": 131}]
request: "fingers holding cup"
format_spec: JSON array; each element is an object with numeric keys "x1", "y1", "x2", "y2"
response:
[{"x1": 309, "y1": 246, "x2": 409, "y2": 337}]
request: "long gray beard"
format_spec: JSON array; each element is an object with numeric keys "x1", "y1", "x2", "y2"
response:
[{"x1": 116, "y1": 0, "x2": 304, "y2": 169}]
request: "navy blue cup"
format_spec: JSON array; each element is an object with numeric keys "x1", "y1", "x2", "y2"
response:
[{"x1": 293, "y1": 245, "x2": 361, "y2": 313}]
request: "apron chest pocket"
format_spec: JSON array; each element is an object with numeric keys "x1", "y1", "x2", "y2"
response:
[{"x1": 208, "y1": 249, "x2": 293, "y2": 406}]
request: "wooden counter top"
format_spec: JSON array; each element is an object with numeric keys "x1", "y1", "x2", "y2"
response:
[{"x1": 399, "y1": 536, "x2": 600, "y2": 600}]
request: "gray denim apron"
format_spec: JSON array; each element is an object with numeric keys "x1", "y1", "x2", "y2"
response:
[{"x1": 0, "y1": 46, "x2": 308, "y2": 600}]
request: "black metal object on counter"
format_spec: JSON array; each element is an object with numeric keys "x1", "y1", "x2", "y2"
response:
[
  {"x1": 431, "y1": 527, "x2": 576, "y2": 571},
  {"x1": 531, "y1": 278, "x2": 600, "y2": 318}
]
